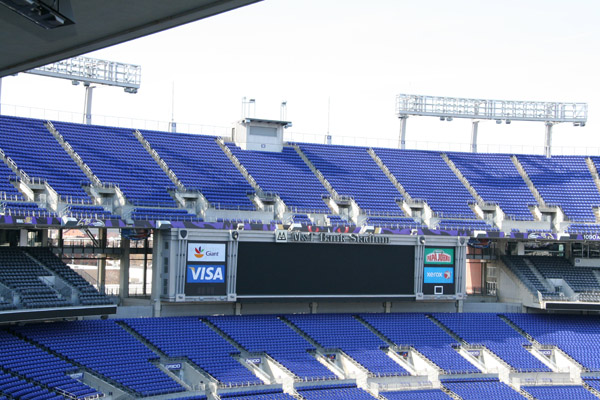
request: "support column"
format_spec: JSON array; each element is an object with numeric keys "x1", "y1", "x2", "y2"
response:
[
  {"x1": 0, "y1": 78, "x2": 2, "y2": 115},
  {"x1": 143, "y1": 237, "x2": 149, "y2": 296},
  {"x1": 545, "y1": 122, "x2": 553, "y2": 158},
  {"x1": 84, "y1": 84, "x2": 94, "y2": 125},
  {"x1": 97, "y1": 228, "x2": 107, "y2": 294},
  {"x1": 40, "y1": 230, "x2": 48, "y2": 247},
  {"x1": 119, "y1": 237, "x2": 130, "y2": 301},
  {"x1": 151, "y1": 230, "x2": 162, "y2": 302},
  {"x1": 58, "y1": 228, "x2": 64, "y2": 248},
  {"x1": 19, "y1": 229, "x2": 27, "y2": 247},
  {"x1": 471, "y1": 120, "x2": 479, "y2": 153},
  {"x1": 398, "y1": 117, "x2": 408, "y2": 149}
]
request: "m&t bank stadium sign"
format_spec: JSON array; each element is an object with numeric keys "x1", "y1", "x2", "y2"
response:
[{"x1": 275, "y1": 230, "x2": 390, "y2": 244}]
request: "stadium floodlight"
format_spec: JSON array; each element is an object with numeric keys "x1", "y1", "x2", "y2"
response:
[
  {"x1": 395, "y1": 94, "x2": 588, "y2": 157},
  {"x1": 25, "y1": 56, "x2": 141, "y2": 124}
]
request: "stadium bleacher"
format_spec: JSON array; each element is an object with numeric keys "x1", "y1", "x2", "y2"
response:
[
  {"x1": 0, "y1": 116, "x2": 93, "y2": 203},
  {"x1": 432, "y1": 313, "x2": 550, "y2": 372},
  {"x1": 25, "y1": 247, "x2": 112, "y2": 306},
  {"x1": 441, "y1": 377, "x2": 527, "y2": 400},
  {"x1": 374, "y1": 148, "x2": 477, "y2": 219},
  {"x1": 228, "y1": 144, "x2": 330, "y2": 213},
  {"x1": 0, "y1": 330, "x2": 102, "y2": 399},
  {"x1": 447, "y1": 152, "x2": 536, "y2": 221},
  {"x1": 123, "y1": 317, "x2": 262, "y2": 386},
  {"x1": 139, "y1": 130, "x2": 256, "y2": 210},
  {"x1": 297, "y1": 383, "x2": 377, "y2": 400},
  {"x1": 285, "y1": 314, "x2": 410, "y2": 377},
  {"x1": 505, "y1": 313, "x2": 600, "y2": 371},
  {"x1": 381, "y1": 389, "x2": 453, "y2": 400},
  {"x1": 3, "y1": 115, "x2": 600, "y2": 230},
  {"x1": 521, "y1": 385, "x2": 598, "y2": 400},
  {"x1": 207, "y1": 315, "x2": 337, "y2": 381},
  {"x1": 0, "y1": 247, "x2": 72, "y2": 309},
  {"x1": 0, "y1": 314, "x2": 598, "y2": 398},
  {"x1": 51, "y1": 120, "x2": 178, "y2": 208},
  {"x1": 14, "y1": 319, "x2": 186, "y2": 397},
  {"x1": 360, "y1": 313, "x2": 479, "y2": 374},
  {"x1": 518, "y1": 155, "x2": 600, "y2": 222},
  {"x1": 298, "y1": 143, "x2": 407, "y2": 215}
]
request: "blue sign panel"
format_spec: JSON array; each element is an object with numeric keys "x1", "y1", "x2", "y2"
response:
[
  {"x1": 423, "y1": 267, "x2": 454, "y2": 284},
  {"x1": 187, "y1": 265, "x2": 225, "y2": 283}
]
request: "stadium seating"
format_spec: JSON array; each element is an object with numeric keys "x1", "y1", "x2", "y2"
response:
[
  {"x1": 441, "y1": 377, "x2": 527, "y2": 400},
  {"x1": 0, "y1": 329, "x2": 102, "y2": 399},
  {"x1": 3, "y1": 115, "x2": 600, "y2": 228},
  {"x1": 436, "y1": 219, "x2": 496, "y2": 231},
  {"x1": 228, "y1": 144, "x2": 330, "y2": 213},
  {"x1": 139, "y1": 130, "x2": 255, "y2": 210},
  {"x1": 0, "y1": 369, "x2": 62, "y2": 400},
  {"x1": 51, "y1": 120, "x2": 178, "y2": 207},
  {"x1": 1, "y1": 201, "x2": 56, "y2": 218},
  {"x1": 2, "y1": 314, "x2": 600, "y2": 399},
  {"x1": 220, "y1": 388, "x2": 295, "y2": 399},
  {"x1": 447, "y1": 152, "x2": 536, "y2": 220},
  {"x1": 360, "y1": 313, "x2": 479, "y2": 374},
  {"x1": 0, "y1": 162, "x2": 23, "y2": 202},
  {"x1": 14, "y1": 319, "x2": 185, "y2": 397},
  {"x1": 505, "y1": 313, "x2": 600, "y2": 371},
  {"x1": 568, "y1": 223, "x2": 600, "y2": 234},
  {"x1": 374, "y1": 148, "x2": 477, "y2": 218},
  {"x1": 130, "y1": 207, "x2": 202, "y2": 222},
  {"x1": 501, "y1": 255, "x2": 560, "y2": 300},
  {"x1": 292, "y1": 214, "x2": 313, "y2": 224},
  {"x1": 583, "y1": 376, "x2": 600, "y2": 393},
  {"x1": 518, "y1": 155, "x2": 600, "y2": 222},
  {"x1": 527, "y1": 256, "x2": 600, "y2": 295},
  {"x1": 25, "y1": 247, "x2": 112, "y2": 305},
  {"x1": 298, "y1": 143, "x2": 406, "y2": 215},
  {"x1": 433, "y1": 313, "x2": 550, "y2": 372},
  {"x1": 297, "y1": 383, "x2": 377, "y2": 400},
  {"x1": 521, "y1": 385, "x2": 598, "y2": 400},
  {"x1": 207, "y1": 315, "x2": 337, "y2": 381},
  {"x1": 381, "y1": 389, "x2": 453, "y2": 400},
  {"x1": 0, "y1": 247, "x2": 72, "y2": 309},
  {"x1": 0, "y1": 115, "x2": 93, "y2": 203},
  {"x1": 123, "y1": 317, "x2": 262, "y2": 386},
  {"x1": 62, "y1": 204, "x2": 118, "y2": 220},
  {"x1": 364, "y1": 216, "x2": 422, "y2": 229},
  {"x1": 285, "y1": 314, "x2": 410, "y2": 376}
]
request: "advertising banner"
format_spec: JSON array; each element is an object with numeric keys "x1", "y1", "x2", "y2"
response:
[{"x1": 185, "y1": 242, "x2": 227, "y2": 296}]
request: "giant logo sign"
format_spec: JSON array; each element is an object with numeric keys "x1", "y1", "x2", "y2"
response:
[{"x1": 187, "y1": 243, "x2": 226, "y2": 262}]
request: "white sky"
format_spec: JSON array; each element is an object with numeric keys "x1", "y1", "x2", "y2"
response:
[{"x1": 2, "y1": 0, "x2": 600, "y2": 154}]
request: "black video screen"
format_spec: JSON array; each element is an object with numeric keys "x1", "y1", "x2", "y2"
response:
[{"x1": 236, "y1": 242, "x2": 414, "y2": 296}]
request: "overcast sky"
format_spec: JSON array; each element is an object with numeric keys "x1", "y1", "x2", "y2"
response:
[{"x1": 2, "y1": 0, "x2": 600, "y2": 154}]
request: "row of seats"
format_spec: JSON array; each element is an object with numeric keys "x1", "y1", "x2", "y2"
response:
[
  {"x1": 1, "y1": 314, "x2": 600, "y2": 398},
  {"x1": 4, "y1": 116, "x2": 600, "y2": 226}
]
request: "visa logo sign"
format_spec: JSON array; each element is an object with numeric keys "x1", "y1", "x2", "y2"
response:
[{"x1": 187, "y1": 265, "x2": 225, "y2": 283}]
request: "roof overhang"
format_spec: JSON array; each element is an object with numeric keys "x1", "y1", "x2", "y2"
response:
[{"x1": 0, "y1": 0, "x2": 261, "y2": 78}]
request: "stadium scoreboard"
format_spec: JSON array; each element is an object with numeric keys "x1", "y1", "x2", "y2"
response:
[{"x1": 155, "y1": 229, "x2": 466, "y2": 303}]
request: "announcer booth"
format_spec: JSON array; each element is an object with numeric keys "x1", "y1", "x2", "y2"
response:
[{"x1": 152, "y1": 229, "x2": 468, "y2": 304}]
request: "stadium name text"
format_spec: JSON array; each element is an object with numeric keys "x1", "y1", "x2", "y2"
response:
[{"x1": 277, "y1": 231, "x2": 390, "y2": 244}]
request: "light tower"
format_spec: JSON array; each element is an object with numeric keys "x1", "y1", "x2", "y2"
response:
[
  {"x1": 395, "y1": 94, "x2": 588, "y2": 157},
  {"x1": 25, "y1": 56, "x2": 141, "y2": 125}
]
